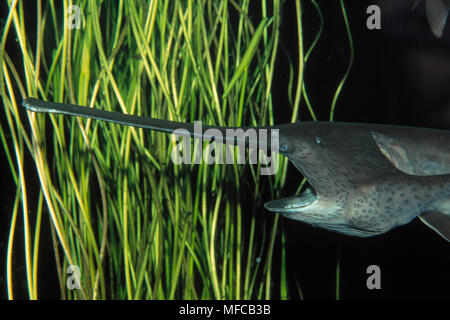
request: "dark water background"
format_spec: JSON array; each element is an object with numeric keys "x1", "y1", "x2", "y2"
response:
[
  {"x1": 275, "y1": 0, "x2": 450, "y2": 299},
  {"x1": 1, "y1": 0, "x2": 449, "y2": 299}
]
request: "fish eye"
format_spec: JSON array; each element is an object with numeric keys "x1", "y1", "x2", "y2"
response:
[{"x1": 279, "y1": 143, "x2": 289, "y2": 153}]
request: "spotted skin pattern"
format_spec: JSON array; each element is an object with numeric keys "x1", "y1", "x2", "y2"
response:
[{"x1": 265, "y1": 122, "x2": 450, "y2": 239}]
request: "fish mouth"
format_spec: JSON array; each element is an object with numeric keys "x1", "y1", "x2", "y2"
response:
[{"x1": 264, "y1": 187, "x2": 317, "y2": 214}]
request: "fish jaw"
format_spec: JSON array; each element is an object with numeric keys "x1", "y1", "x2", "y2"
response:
[
  {"x1": 264, "y1": 187, "x2": 350, "y2": 231},
  {"x1": 263, "y1": 188, "x2": 339, "y2": 226},
  {"x1": 264, "y1": 188, "x2": 317, "y2": 214},
  {"x1": 263, "y1": 188, "x2": 386, "y2": 237}
]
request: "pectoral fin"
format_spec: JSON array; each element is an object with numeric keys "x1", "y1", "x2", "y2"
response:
[
  {"x1": 424, "y1": 0, "x2": 449, "y2": 37},
  {"x1": 419, "y1": 211, "x2": 450, "y2": 242}
]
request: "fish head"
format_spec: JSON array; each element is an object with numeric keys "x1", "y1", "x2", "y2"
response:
[
  {"x1": 264, "y1": 122, "x2": 351, "y2": 227},
  {"x1": 264, "y1": 122, "x2": 401, "y2": 236}
]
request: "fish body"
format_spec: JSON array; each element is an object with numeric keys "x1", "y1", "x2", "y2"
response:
[
  {"x1": 266, "y1": 122, "x2": 450, "y2": 240},
  {"x1": 22, "y1": 99, "x2": 450, "y2": 241}
]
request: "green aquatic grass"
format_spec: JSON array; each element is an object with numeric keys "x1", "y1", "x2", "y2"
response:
[{"x1": 1, "y1": 0, "x2": 353, "y2": 300}]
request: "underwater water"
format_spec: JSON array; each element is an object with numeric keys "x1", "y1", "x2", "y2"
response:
[{"x1": 1, "y1": 0, "x2": 449, "y2": 301}]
